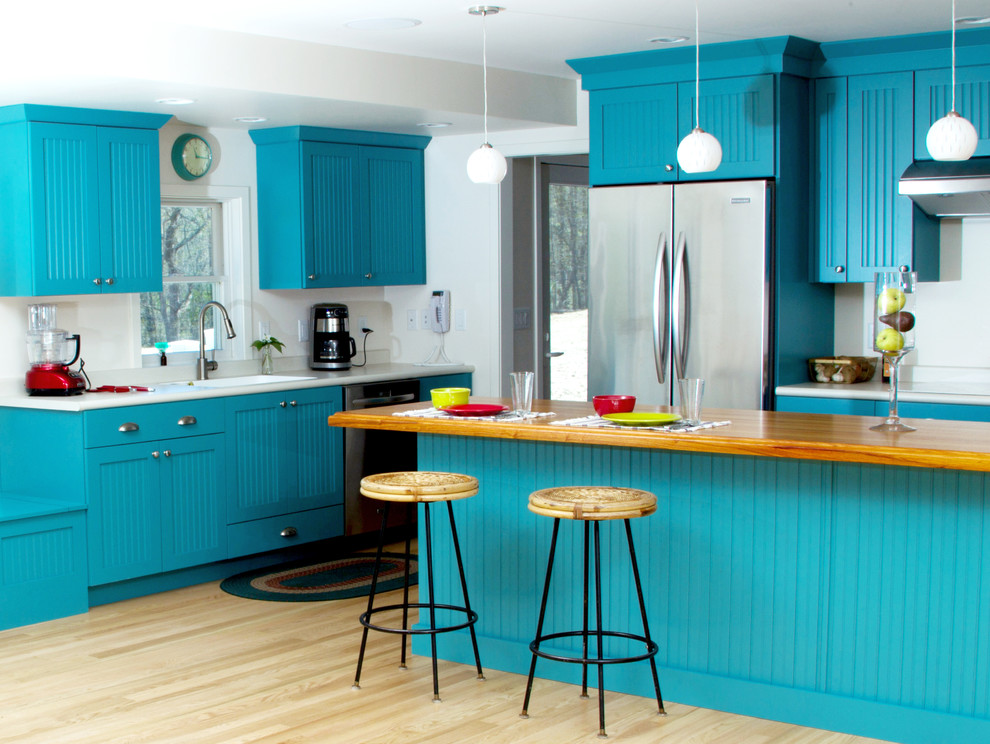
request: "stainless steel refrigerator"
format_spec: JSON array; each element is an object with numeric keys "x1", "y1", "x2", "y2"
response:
[{"x1": 588, "y1": 181, "x2": 773, "y2": 410}]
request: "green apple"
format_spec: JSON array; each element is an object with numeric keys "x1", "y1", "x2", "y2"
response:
[
  {"x1": 877, "y1": 287, "x2": 907, "y2": 314},
  {"x1": 875, "y1": 328, "x2": 905, "y2": 352}
]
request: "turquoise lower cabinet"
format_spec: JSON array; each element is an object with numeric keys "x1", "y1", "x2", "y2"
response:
[
  {"x1": 776, "y1": 395, "x2": 990, "y2": 423},
  {"x1": 225, "y1": 387, "x2": 343, "y2": 555},
  {"x1": 915, "y1": 64, "x2": 990, "y2": 160},
  {"x1": 0, "y1": 501, "x2": 87, "y2": 630},
  {"x1": 776, "y1": 395, "x2": 876, "y2": 416},
  {"x1": 250, "y1": 126, "x2": 428, "y2": 289},
  {"x1": 419, "y1": 373, "x2": 473, "y2": 401},
  {"x1": 86, "y1": 433, "x2": 226, "y2": 586},
  {"x1": 897, "y1": 401, "x2": 990, "y2": 422},
  {"x1": 814, "y1": 72, "x2": 940, "y2": 282}
]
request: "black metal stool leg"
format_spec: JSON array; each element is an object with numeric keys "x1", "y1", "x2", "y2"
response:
[
  {"x1": 447, "y1": 500, "x2": 485, "y2": 680},
  {"x1": 399, "y1": 501, "x2": 415, "y2": 670},
  {"x1": 423, "y1": 501, "x2": 441, "y2": 702},
  {"x1": 520, "y1": 517, "x2": 561, "y2": 718},
  {"x1": 593, "y1": 521, "x2": 607, "y2": 738},
  {"x1": 625, "y1": 520, "x2": 665, "y2": 715},
  {"x1": 580, "y1": 519, "x2": 591, "y2": 699},
  {"x1": 353, "y1": 501, "x2": 391, "y2": 689}
]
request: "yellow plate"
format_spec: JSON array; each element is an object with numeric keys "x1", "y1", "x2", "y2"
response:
[{"x1": 602, "y1": 413, "x2": 681, "y2": 426}]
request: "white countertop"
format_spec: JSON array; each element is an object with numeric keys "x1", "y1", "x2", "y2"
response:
[
  {"x1": 0, "y1": 362, "x2": 474, "y2": 412},
  {"x1": 776, "y1": 380, "x2": 990, "y2": 406}
]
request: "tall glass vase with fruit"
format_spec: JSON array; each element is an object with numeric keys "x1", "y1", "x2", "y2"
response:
[{"x1": 871, "y1": 271, "x2": 917, "y2": 432}]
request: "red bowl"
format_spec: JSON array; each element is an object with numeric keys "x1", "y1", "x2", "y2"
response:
[{"x1": 593, "y1": 395, "x2": 636, "y2": 416}]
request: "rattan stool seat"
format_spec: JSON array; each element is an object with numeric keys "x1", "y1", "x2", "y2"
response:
[
  {"x1": 528, "y1": 486, "x2": 656, "y2": 521},
  {"x1": 360, "y1": 471, "x2": 479, "y2": 502}
]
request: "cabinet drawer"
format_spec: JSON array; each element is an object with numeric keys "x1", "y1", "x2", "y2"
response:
[
  {"x1": 227, "y1": 506, "x2": 343, "y2": 559},
  {"x1": 84, "y1": 399, "x2": 225, "y2": 447}
]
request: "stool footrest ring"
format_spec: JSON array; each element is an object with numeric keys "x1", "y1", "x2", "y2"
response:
[
  {"x1": 360, "y1": 602, "x2": 479, "y2": 636},
  {"x1": 529, "y1": 629, "x2": 659, "y2": 666}
]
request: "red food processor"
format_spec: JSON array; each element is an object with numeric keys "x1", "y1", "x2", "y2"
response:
[{"x1": 25, "y1": 304, "x2": 87, "y2": 396}]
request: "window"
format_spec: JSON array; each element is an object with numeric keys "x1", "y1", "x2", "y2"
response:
[{"x1": 140, "y1": 201, "x2": 227, "y2": 362}]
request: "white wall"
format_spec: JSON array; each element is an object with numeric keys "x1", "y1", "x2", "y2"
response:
[{"x1": 832, "y1": 217, "x2": 990, "y2": 383}]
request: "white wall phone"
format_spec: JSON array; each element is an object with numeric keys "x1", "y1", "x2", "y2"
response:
[{"x1": 430, "y1": 290, "x2": 450, "y2": 333}]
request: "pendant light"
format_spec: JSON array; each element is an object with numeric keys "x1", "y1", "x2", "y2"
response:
[
  {"x1": 676, "y1": 3, "x2": 722, "y2": 173},
  {"x1": 466, "y1": 6, "x2": 507, "y2": 184},
  {"x1": 926, "y1": 0, "x2": 979, "y2": 161}
]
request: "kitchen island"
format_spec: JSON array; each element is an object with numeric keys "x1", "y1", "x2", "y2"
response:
[{"x1": 329, "y1": 400, "x2": 990, "y2": 744}]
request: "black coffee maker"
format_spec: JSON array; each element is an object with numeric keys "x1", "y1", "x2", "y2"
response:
[{"x1": 310, "y1": 303, "x2": 357, "y2": 370}]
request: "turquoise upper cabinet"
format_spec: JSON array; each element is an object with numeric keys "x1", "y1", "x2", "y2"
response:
[
  {"x1": 250, "y1": 126, "x2": 428, "y2": 289},
  {"x1": 813, "y1": 73, "x2": 939, "y2": 283},
  {"x1": 570, "y1": 38, "x2": 813, "y2": 186},
  {"x1": 0, "y1": 105, "x2": 169, "y2": 297},
  {"x1": 915, "y1": 64, "x2": 990, "y2": 159}
]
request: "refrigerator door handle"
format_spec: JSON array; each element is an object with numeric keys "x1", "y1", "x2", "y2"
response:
[
  {"x1": 652, "y1": 232, "x2": 670, "y2": 384},
  {"x1": 672, "y1": 231, "x2": 690, "y2": 380}
]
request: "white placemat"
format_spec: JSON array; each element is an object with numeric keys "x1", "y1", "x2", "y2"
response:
[
  {"x1": 393, "y1": 407, "x2": 556, "y2": 423},
  {"x1": 551, "y1": 415, "x2": 730, "y2": 432}
]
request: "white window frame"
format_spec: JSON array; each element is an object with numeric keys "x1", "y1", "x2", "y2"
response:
[{"x1": 136, "y1": 185, "x2": 250, "y2": 367}]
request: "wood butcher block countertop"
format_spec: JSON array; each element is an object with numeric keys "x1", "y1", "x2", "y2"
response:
[{"x1": 328, "y1": 398, "x2": 990, "y2": 473}]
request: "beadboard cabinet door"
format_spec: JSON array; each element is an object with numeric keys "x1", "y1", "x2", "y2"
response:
[{"x1": 915, "y1": 64, "x2": 990, "y2": 159}]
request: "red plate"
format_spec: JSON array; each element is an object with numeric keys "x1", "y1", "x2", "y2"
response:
[{"x1": 441, "y1": 404, "x2": 509, "y2": 417}]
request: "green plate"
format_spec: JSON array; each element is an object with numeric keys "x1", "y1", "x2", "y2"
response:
[{"x1": 602, "y1": 413, "x2": 681, "y2": 427}]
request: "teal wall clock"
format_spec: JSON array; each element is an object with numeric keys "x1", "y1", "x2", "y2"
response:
[{"x1": 171, "y1": 133, "x2": 213, "y2": 180}]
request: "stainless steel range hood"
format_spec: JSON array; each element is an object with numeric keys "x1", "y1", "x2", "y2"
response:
[{"x1": 899, "y1": 159, "x2": 990, "y2": 217}]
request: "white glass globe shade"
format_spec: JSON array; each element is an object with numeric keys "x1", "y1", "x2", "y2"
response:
[
  {"x1": 926, "y1": 110, "x2": 979, "y2": 161},
  {"x1": 676, "y1": 127, "x2": 723, "y2": 173},
  {"x1": 466, "y1": 144, "x2": 507, "y2": 184}
]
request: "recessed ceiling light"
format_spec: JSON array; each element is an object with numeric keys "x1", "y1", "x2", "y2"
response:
[
  {"x1": 155, "y1": 97, "x2": 195, "y2": 105},
  {"x1": 417, "y1": 122, "x2": 452, "y2": 128},
  {"x1": 650, "y1": 35, "x2": 689, "y2": 44},
  {"x1": 345, "y1": 17, "x2": 421, "y2": 31},
  {"x1": 234, "y1": 116, "x2": 268, "y2": 123},
  {"x1": 957, "y1": 16, "x2": 990, "y2": 25}
]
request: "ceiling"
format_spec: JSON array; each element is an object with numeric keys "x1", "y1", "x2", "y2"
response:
[{"x1": 0, "y1": 0, "x2": 986, "y2": 136}]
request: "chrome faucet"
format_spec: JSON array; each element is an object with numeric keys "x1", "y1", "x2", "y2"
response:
[{"x1": 197, "y1": 301, "x2": 237, "y2": 380}]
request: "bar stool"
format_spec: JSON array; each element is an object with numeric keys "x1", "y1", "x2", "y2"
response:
[
  {"x1": 353, "y1": 471, "x2": 485, "y2": 702},
  {"x1": 521, "y1": 486, "x2": 665, "y2": 738}
]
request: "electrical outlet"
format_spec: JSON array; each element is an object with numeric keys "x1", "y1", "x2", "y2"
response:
[
  {"x1": 258, "y1": 321, "x2": 270, "y2": 338},
  {"x1": 358, "y1": 316, "x2": 368, "y2": 331},
  {"x1": 297, "y1": 319, "x2": 309, "y2": 342},
  {"x1": 420, "y1": 309, "x2": 431, "y2": 330},
  {"x1": 406, "y1": 309, "x2": 418, "y2": 331},
  {"x1": 455, "y1": 308, "x2": 467, "y2": 331}
]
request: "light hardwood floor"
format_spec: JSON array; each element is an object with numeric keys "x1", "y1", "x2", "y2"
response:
[{"x1": 0, "y1": 578, "x2": 893, "y2": 744}]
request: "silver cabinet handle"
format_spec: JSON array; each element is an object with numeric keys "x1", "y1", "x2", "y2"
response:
[
  {"x1": 664, "y1": 164, "x2": 674, "y2": 172},
  {"x1": 164, "y1": 450, "x2": 171, "y2": 457},
  {"x1": 106, "y1": 278, "x2": 114, "y2": 285},
  {"x1": 118, "y1": 422, "x2": 139, "y2": 432},
  {"x1": 308, "y1": 274, "x2": 316, "y2": 280},
  {"x1": 281, "y1": 527, "x2": 298, "y2": 538},
  {"x1": 289, "y1": 400, "x2": 297, "y2": 407},
  {"x1": 177, "y1": 416, "x2": 197, "y2": 426},
  {"x1": 279, "y1": 401, "x2": 287, "y2": 408},
  {"x1": 365, "y1": 273, "x2": 373, "y2": 279},
  {"x1": 653, "y1": 231, "x2": 670, "y2": 385},
  {"x1": 93, "y1": 277, "x2": 102, "y2": 285},
  {"x1": 152, "y1": 451, "x2": 160, "y2": 459},
  {"x1": 545, "y1": 351, "x2": 564, "y2": 358},
  {"x1": 834, "y1": 265, "x2": 845, "y2": 274},
  {"x1": 899, "y1": 265, "x2": 910, "y2": 272}
]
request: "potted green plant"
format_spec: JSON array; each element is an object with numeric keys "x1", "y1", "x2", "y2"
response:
[{"x1": 251, "y1": 334, "x2": 285, "y2": 375}]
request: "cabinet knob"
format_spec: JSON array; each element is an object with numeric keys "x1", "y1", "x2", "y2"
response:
[
  {"x1": 899, "y1": 265, "x2": 910, "y2": 272},
  {"x1": 664, "y1": 164, "x2": 674, "y2": 172},
  {"x1": 152, "y1": 450, "x2": 160, "y2": 459},
  {"x1": 93, "y1": 277, "x2": 102, "y2": 286},
  {"x1": 365, "y1": 273, "x2": 373, "y2": 279},
  {"x1": 279, "y1": 401, "x2": 287, "y2": 408},
  {"x1": 289, "y1": 400, "x2": 297, "y2": 407},
  {"x1": 118, "y1": 422, "x2": 139, "y2": 432},
  {"x1": 106, "y1": 277, "x2": 114, "y2": 286},
  {"x1": 834, "y1": 266, "x2": 845, "y2": 274},
  {"x1": 308, "y1": 274, "x2": 316, "y2": 280},
  {"x1": 164, "y1": 450, "x2": 172, "y2": 457},
  {"x1": 177, "y1": 416, "x2": 198, "y2": 426},
  {"x1": 280, "y1": 527, "x2": 298, "y2": 538}
]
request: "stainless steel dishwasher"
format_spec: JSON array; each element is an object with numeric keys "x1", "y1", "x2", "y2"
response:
[{"x1": 343, "y1": 379, "x2": 420, "y2": 536}]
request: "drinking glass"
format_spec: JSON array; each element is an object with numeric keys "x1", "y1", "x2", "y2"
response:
[
  {"x1": 510, "y1": 371, "x2": 534, "y2": 415},
  {"x1": 871, "y1": 271, "x2": 917, "y2": 433},
  {"x1": 677, "y1": 378, "x2": 705, "y2": 425}
]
